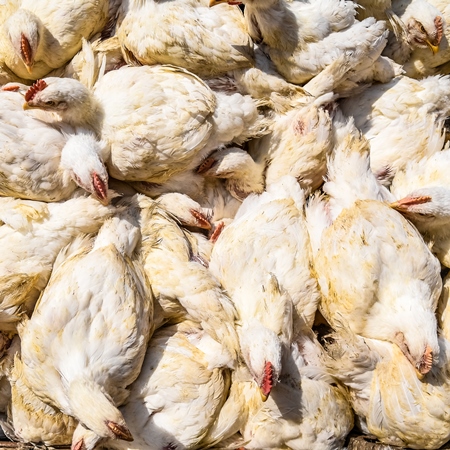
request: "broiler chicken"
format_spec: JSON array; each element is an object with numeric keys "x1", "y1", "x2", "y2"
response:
[
  {"x1": 323, "y1": 277, "x2": 450, "y2": 450},
  {"x1": 212, "y1": 0, "x2": 389, "y2": 87},
  {"x1": 117, "y1": 0, "x2": 253, "y2": 78},
  {"x1": 402, "y1": 0, "x2": 450, "y2": 78},
  {"x1": 18, "y1": 202, "x2": 154, "y2": 449},
  {"x1": 93, "y1": 65, "x2": 270, "y2": 184},
  {"x1": 0, "y1": 80, "x2": 109, "y2": 203},
  {"x1": 356, "y1": 0, "x2": 445, "y2": 65},
  {"x1": 203, "y1": 329, "x2": 353, "y2": 449},
  {"x1": 9, "y1": 355, "x2": 78, "y2": 446},
  {"x1": 0, "y1": 0, "x2": 121, "y2": 80},
  {"x1": 137, "y1": 193, "x2": 240, "y2": 362},
  {"x1": 312, "y1": 123, "x2": 442, "y2": 378},
  {"x1": 102, "y1": 321, "x2": 232, "y2": 450},
  {"x1": 132, "y1": 146, "x2": 265, "y2": 227},
  {"x1": 247, "y1": 93, "x2": 335, "y2": 193},
  {"x1": 209, "y1": 176, "x2": 321, "y2": 397}
]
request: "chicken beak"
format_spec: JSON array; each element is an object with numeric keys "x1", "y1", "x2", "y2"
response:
[
  {"x1": 22, "y1": 102, "x2": 32, "y2": 110},
  {"x1": 24, "y1": 64, "x2": 33, "y2": 74},
  {"x1": 426, "y1": 40, "x2": 440, "y2": 54},
  {"x1": 259, "y1": 387, "x2": 268, "y2": 402},
  {"x1": 389, "y1": 200, "x2": 408, "y2": 212}
]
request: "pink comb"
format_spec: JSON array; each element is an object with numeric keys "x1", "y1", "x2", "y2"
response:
[{"x1": 25, "y1": 79, "x2": 47, "y2": 102}]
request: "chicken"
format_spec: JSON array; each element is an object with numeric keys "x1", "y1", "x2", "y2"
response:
[
  {"x1": 204, "y1": 330, "x2": 353, "y2": 449},
  {"x1": 22, "y1": 77, "x2": 102, "y2": 132},
  {"x1": 137, "y1": 193, "x2": 240, "y2": 361},
  {"x1": 18, "y1": 202, "x2": 154, "y2": 449},
  {"x1": 339, "y1": 74, "x2": 450, "y2": 184},
  {"x1": 117, "y1": 0, "x2": 253, "y2": 78},
  {"x1": 247, "y1": 93, "x2": 335, "y2": 193},
  {"x1": 390, "y1": 149, "x2": 450, "y2": 267},
  {"x1": 209, "y1": 176, "x2": 321, "y2": 397},
  {"x1": 323, "y1": 293, "x2": 450, "y2": 450},
  {"x1": 0, "y1": 195, "x2": 117, "y2": 333},
  {"x1": 0, "y1": 0, "x2": 120, "y2": 80},
  {"x1": 212, "y1": 0, "x2": 388, "y2": 87},
  {"x1": 93, "y1": 65, "x2": 270, "y2": 184},
  {"x1": 0, "y1": 80, "x2": 109, "y2": 202},
  {"x1": 402, "y1": 0, "x2": 450, "y2": 78},
  {"x1": 381, "y1": 0, "x2": 445, "y2": 64},
  {"x1": 313, "y1": 123, "x2": 442, "y2": 378},
  {"x1": 100, "y1": 321, "x2": 232, "y2": 450},
  {"x1": 356, "y1": 0, "x2": 445, "y2": 64}
]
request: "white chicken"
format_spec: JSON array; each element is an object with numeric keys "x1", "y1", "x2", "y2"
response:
[
  {"x1": 101, "y1": 320, "x2": 232, "y2": 450},
  {"x1": 339, "y1": 74, "x2": 450, "y2": 183},
  {"x1": 356, "y1": 0, "x2": 445, "y2": 64},
  {"x1": 18, "y1": 202, "x2": 154, "y2": 449},
  {"x1": 323, "y1": 284, "x2": 450, "y2": 450},
  {"x1": 204, "y1": 329, "x2": 354, "y2": 450},
  {"x1": 383, "y1": 0, "x2": 445, "y2": 64},
  {"x1": 212, "y1": 0, "x2": 388, "y2": 87},
  {"x1": 312, "y1": 122, "x2": 442, "y2": 378},
  {"x1": 0, "y1": 0, "x2": 121, "y2": 80},
  {"x1": 93, "y1": 65, "x2": 270, "y2": 184},
  {"x1": 0, "y1": 194, "x2": 117, "y2": 333},
  {"x1": 390, "y1": 149, "x2": 450, "y2": 268},
  {"x1": 248, "y1": 93, "x2": 335, "y2": 193},
  {"x1": 22, "y1": 77, "x2": 102, "y2": 132},
  {"x1": 209, "y1": 176, "x2": 321, "y2": 397},
  {"x1": 117, "y1": 0, "x2": 253, "y2": 77},
  {"x1": 0, "y1": 80, "x2": 109, "y2": 202},
  {"x1": 402, "y1": 0, "x2": 450, "y2": 78},
  {"x1": 137, "y1": 193, "x2": 240, "y2": 362}
]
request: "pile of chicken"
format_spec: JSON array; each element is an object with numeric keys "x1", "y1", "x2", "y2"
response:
[{"x1": 1, "y1": 0, "x2": 450, "y2": 449}]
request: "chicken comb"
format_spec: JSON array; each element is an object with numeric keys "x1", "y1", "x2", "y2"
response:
[
  {"x1": 418, "y1": 345, "x2": 433, "y2": 375},
  {"x1": 105, "y1": 420, "x2": 133, "y2": 441},
  {"x1": 71, "y1": 439, "x2": 85, "y2": 450},
  {"x1": 435, "y1": 16, "x2": 444, "y2": 45},
  {"x1": 210, "y1": 221, "x2": 225, "y2": 243},
  {"x1": 190, "y1": 209, "x2": 211, "y2": 230},
  {"x1": 93, "y1": 173, "x2": 107, "y2": 201},
  {"x1": 390, "y1": 195, "x2": 432, "y2": 211},
  {"x1": 261, "y1": 361, "x2": 274, "y2": 398},
  {"x1": 196, "y1": 156, "x2": 216, "y2": 174},
  {"x1": 24, "y1": 79, "x2": 47, "y2": 102},
  {"x1": 20, "y1": 33, "x2": 32, "y2": 66}
]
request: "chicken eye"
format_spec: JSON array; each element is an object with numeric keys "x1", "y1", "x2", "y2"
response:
[{"x1": 45, "y1": 100, "x2": 57, "y2": 107}]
